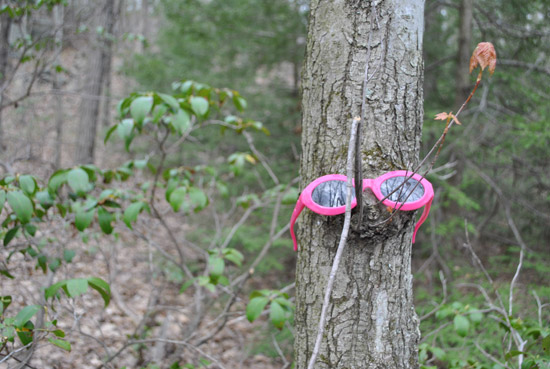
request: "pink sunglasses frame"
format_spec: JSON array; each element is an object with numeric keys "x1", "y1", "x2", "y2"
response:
[{"x1": 290, "y1": 170, "x2": 434, "y2": 251}]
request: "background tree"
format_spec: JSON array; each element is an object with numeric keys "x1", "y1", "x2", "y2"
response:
[
  {"x1": 294, "y1": 1, "x2": 425, "y2": 368},
  {"x1": 74, "y1": 0, "x2": 115, "y2": 164}
]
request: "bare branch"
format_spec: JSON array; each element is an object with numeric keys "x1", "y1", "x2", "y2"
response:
[{"x1": 307, "y1": 116, "x2": 360, "y2": 369}]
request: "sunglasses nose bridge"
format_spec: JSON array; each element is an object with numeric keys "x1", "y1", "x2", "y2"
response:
[{"x1": 361, "y1": 178, "x2": 374, "y2": 190}]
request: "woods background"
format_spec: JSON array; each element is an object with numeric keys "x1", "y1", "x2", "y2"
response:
[{"x1": 0, "y1": 0, "x2": 549, "y2": 368}]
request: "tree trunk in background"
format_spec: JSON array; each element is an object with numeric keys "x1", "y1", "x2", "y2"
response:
[
  {"x1": 74, "y1": 0, "x2": 113, "y2": 164},
  {"x1": 449, "y1": 0, "x2": 473, "y2": 221},
  {"x1": 101, "y1": 0, "x2": 117, "y2": 127},
  {"x1": 0, "y1": 11, "x2": 12, "y2": 150},
  {"x1": 295, "y1": 1, "x2": 425, "y2": 368},
  {"x1": 54, "y1": 5, "x2": 65, "y2": 168},
  {"x1": 454, "y1": 0, "x2": 473, "y2": 108},
  {"x1": 140, "y1": 0, "x2": 149, "y2": 53}
]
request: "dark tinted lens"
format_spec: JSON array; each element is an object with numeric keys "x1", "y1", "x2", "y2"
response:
[
  {"x1": 311, "y1": 180, "x2": 354, "y2": 207},
  {"x1": 380, "y1": 176, "x2": 424, "y2": 203}
]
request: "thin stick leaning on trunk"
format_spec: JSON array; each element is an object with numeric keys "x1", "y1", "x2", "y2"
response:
[{"x1": 307, "y1": 116, "x2": 360, "y2": 369}]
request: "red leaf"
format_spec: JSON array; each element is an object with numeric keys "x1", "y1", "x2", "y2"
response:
[
  {"x1": 434, "y1": 112, "x2": 450, "y2": 121},
  {"x1": 469, "y1": 42, "x2": 497, "y2": 75}
]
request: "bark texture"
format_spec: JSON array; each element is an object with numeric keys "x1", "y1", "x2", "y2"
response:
[
  {"x1": 0, "y1": 11, "x2": 12, "y2": 149},
  {"x1": 74, "y1": 0, "x2": 114, "y2": 164},
  {"x1": 454, "y1": 0, "x2": 473, "y2": 108},
  {"x1": 295, "y1": 1, "x2": 425, "y2": 368}
]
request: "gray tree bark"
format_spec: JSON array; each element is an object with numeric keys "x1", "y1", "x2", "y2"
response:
[
  {"x1": 295, "y1": 1, "x2": 425, "y2": 368},
  {"x1": 0, "y1": 10, "x2": 12, "y2": 150},
  {"x1": 454, "y1": 0, "x2": 473, "y2": 108},
  {"x1": 74, "y1": 0, "x2": 114, "y2": 164}
]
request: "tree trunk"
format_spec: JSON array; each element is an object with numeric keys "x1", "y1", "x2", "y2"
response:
[
  {"x1": 449, "y1": 0, "x2": 473, "y2": 224},
  {"x1": 295, "y1": 1, "x2": 425, "y2": 368},
  {"x1": 454, "y1": 0, "x2": 473, "y2": 108},
  {"x1": 0, "y1": 10, "x2": 12, "y2": 150},
  {"x1": 53, "y1": 4, "x2": 65, "y2": 169},
  {"x1": 74, "y1": 0, "x2": 113, "y2": 164},
  {"x1": 101, "y1": 0, "x2": 117, "y2": 127}
]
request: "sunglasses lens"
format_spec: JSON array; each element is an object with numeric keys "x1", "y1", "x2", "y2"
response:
[
  {"x1": 381, "y1": 176, "x2": 424, "y2": 203},
  {"x1": 312, "y1": 180, "x2": 354, "y2": 207}
]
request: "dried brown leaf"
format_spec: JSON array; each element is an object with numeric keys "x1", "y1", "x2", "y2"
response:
[{"x1": 469, "y1": 42, "x2": 497, "y2": 75}]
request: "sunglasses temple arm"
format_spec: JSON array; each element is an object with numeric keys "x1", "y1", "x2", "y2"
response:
[
  {"x1": 412, "y1": 197, "x2": 433, "y2": 243},
  {"x1": 290, "y1": 198, "x2": 305, "y2": 252}
]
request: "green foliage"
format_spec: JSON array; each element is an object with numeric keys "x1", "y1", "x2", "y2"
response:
[
  {"x1": 0, "y1": 80, "x2": 274, "y2": 360},
  {"x1": 124, "y1": 0, "x2": 306, "y2": 188},
  {"x1": 246, "y1": 290, "x2": 294, "y2": 330},
  {"x1": 417, "y1": 274, "x2": 550, "y2": 369}
]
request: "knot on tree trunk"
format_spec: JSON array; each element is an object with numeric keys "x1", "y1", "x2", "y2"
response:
[{"x1": 351, "y1": 196, "x2": 415, "y2": 243}]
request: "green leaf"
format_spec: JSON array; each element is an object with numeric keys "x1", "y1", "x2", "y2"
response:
[
  {"x1": 171, "y1": 109, "x2": 191, "y2": 134},
  {"x1": 52, "y1": 329, "x2": 65, "y2": 338},
  {"x1": 123, "y1": 201, "x2": 144, "y2": 229},
  {"x1": 469, "y1": 309, "x2": 483, "y2": 324},
  {"x1": 130, "y1": 96, "x2": 153, "y2": 124},
  {"x1": 430, "y1": 347, "x2": 446, "y2": 360},
  {"x1": 45, "y1": 281, "x2": 67, "y2": 300},
  {"x1": 63, "y1": 249, "x2": 76, "y2": 263},
  {"x1": 189, "y1": 187, "x2": 208, "y2": 212},
  {"x1": 270, "y1": 301, "x2": 285, "y2": 329},
  {"x1": 17, "y1": 321, "x2": 34, "y2": 345},
  {"x1": 0, "y1": 269, "x2": 15, "y2": 279},
  {"x1": 24, "y1": 223, "x2": 37, "y2": 236},
  {"x1": 87, "y1": 277, "x2": 111, "y2": 307},
  {"x1": 48, "y1": 338, "x2": 71, "y2": 351},
  {"x1": 152, "y1": 104, "x2": 168, "y2": 123},
  {"x1": 116, "y1": 118, "x2": 134, "y2": 140},
  {"x1": 97, "y1": 207, "x2": 113, "y2": 234},
  {"x1": 1, "y1": 295, "x2": 12, "y2": 314},
  {"x1": 208, "y1": 256, "x2": 225, "y2": 277},
  {"x1": 542, "y1": 335, "x2": 550, "y2": 352},
  {"x1": 19, "y1": 175, "x2": 36, "y2": 195},
  {"x1": 48, "y1": 169, "x2": 69, "y2": 194},
  {"x1": 0, "y1": 189, "x2": 5, "y2": 214},
  {"x1": 435, "y1": 306, "x2": 453, "y2": 320},
  {"x1": 67, "y1": 168, "x2": 90, "y2": 196},
  {"x1": 505, "y1": 350, "x2": 526, "y2": 360},
  {"x1": 169, "y1": 187, "x2": 187, "y2": 212},
  {"x1": 158, "y1": 93, "x2": 180, "y2": 111},
  {"x1": 14, "y1": 305, "x2": 41, "y2": 328},
  {"x1": 246, "y1": 296, "x2": 269, "y2": 323},
  {"x1": 180, "y1": 80, "x2": 193, "y2": 94},
  {"x1": 117, "y1": 119, "x2": 135, "y2": 151},
  {"x1": 453, "y1": 315, "x2": 470, "y2": 337},
  {"x1": 66, "y1": 278, "x2": 88, "y2": 298},
  {"x1": 7, "y1": 191, "x2": 33, "y2": 224},
  {"x1": 179, "y1": 278, "x2": 196, "y2": 293},
  {"x1": 190, "y1": 96, "x2": 209, "y2": 117},
  {"x1": 282, "y1": 187, "x2": 299, "y2": 205},
  {"x1": 223, "y1": 249, "x2": 244, "y2": 267},
  {"x1": 4, "y1": 225, "x2": 20, "y2": 246},
  {"x1": 104, "y1": 124, "x2": 117, "y2": 144},
  {"x1": 35, "y1": 191, "x2": 54, "y2": 209},
  {"x1": 75, "y1": 208, "x2": 94, "y2": 232},
  {"x1": 233, "y1": 96, "x2": 247, "y2": 112}
]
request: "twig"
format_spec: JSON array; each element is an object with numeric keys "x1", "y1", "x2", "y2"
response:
[
  {"x1": 474, "y1": 341, "x2": 512, "y2": 369},
  {"x1": 272, "y1": 333, "x2": 290, "y2": 369},
  {"x1": 420, "y1": 271, "x2": 447, "y2": 321},
  {"x1": 243, "y1": 131, "x2": 279, "y2": 185},
  {"x1": 307, "y1": 116, "x2": 360, "y2": 369},
  {"x1": 532, "y1": 290, "x2": 543, "y2": 328},
  {"x1": 465, "y1": 159, "x2": 529, "y2": 316}
]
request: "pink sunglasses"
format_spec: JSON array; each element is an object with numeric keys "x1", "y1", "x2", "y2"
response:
[{"x1": 290, "y1": 170, "x2": 434, "y2": 251}]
